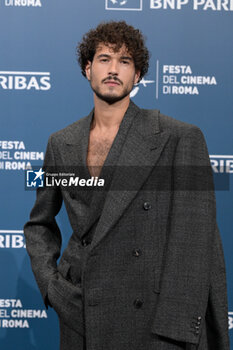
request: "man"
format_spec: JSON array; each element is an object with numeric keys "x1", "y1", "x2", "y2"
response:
[{"x1": 24, "y1": 21, "x2": 230, "y2": 350}]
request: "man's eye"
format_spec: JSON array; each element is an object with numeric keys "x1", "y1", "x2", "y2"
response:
[
  {"x1": 100, "y1": 59, "x2": 108, "y2": 62},
  {"x1": 122, "y1": 61, "x2": 129, "y2": 64}
]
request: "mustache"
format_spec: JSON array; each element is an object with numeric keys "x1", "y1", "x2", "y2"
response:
[{"x1": 102, "y1": 76, "x2": 123, "y2": 85}]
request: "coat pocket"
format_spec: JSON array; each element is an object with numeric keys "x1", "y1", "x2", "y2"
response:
[
  {"x1": 57, "y1": 258, "x2": 72, "y2": 282},
  {"x1": 48, "y1": 262, "x2": 84, "y2": 336}
]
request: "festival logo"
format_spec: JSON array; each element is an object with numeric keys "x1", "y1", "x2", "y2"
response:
[
  {"x1": 155, "y1": 60, "x2": 217, "y2": 97},
  {"x1": 4, "y1": 0, "x2": 42, "y2": 7},
  {"x1": 0, "y1": 299, "x2": 47, "y2": 329},
  {"x1": 0, "y1": 140, "x2": 44, "y2": 171},
  {"x1": 130, "y1": 77, "x2": 155, "y2": 97}
]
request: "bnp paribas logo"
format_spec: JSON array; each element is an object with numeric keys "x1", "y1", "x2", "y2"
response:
[
  {"x1": 229, "y1": 312, "x2": 233, "y2": 330},
  {"x1": 105, "y1": 0, "x2": 143, "y2": 10},
  {"x1": 0, "y1": 71, "x2": 51, "y2": 90}
]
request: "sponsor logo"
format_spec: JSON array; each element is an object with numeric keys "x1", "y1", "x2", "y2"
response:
[
  {"x1": 4, "y1": 0, "x2": 42, "y2": 7},
  {"x1": 105, "y1": 0, "x2": 233, "y2": 12},
  {"x1": 105, "y1": 0, "x2": 233, "y2": 11},
  {"x1": 26, "y1": 168, "x2": 44, "y2": 188},
  {"x1": 150, "y1": 0, "x2": 233, "y2": 10},
  {"x1": 0, "y1": 230, "x2": 25, "y2": 249},
  {"x1": 229, "y1": 312, "x2": 233, "y2": 330},
  {"x1": 0, "y1": 299, "x2": 47, "y2": 329},
  {"x1": 155, "y1": 61, "x2": 217, "y2": 98},
  {"x1": 0, "y1": 140, "x2": 44, "y2": 171},
  {"x1": 105, "y1": 0, "x2": 143, "y2": 10},
  {"x1": 130, "y1": 77, "x2": 155, "y2": 97},
  {"x1": 0, "y1": 71, "x2": 51, "y2": 91},
  {"x1": 210, "y1": 155, "x2": 232, "y2": 191},
  {"x1": 210, "y1": 155, "x2": 233, "y2": 174}
]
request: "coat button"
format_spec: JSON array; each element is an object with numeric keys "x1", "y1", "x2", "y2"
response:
[
  {"x1": 132, "y1": 249, "x2": 142, "y2": 257},
  {"x1": 133, "y1": 298, "x2": 143, "y2": 308},
  {"x1": 81, "y1": 238, "x2": 91, "y2": 247},
  {"x1": 143, "y1": 202, "x2": 151, "y2": 210}
]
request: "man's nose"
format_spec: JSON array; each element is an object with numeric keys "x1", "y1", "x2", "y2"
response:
[{"x1": 108, "y1": 60, "x2": 118, "y2": 75}]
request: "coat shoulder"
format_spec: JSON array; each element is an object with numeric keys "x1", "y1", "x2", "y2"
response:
[
  {"x1": 47, "y1": 112, "x2": 92, "y2": 145},
  {"x1": 141, "y1": 107, "x2": 204, "y2": 140},
  {"x1": 158, "y1": 111, "x2": 203, "y2": 138}
]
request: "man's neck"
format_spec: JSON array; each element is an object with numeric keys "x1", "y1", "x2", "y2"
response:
[{"x1": 91, "y1": 95, "x2": 130, "y2": 132}]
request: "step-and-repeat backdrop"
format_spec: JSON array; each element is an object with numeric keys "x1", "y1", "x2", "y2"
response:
[{"x1": 0, "y1": 0, "x2": 232, "y2": 348}]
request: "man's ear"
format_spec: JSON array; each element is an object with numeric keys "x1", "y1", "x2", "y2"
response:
[
  {"x1": 134, "y1": 70, "x2": 141, "y2": 85},
  {"x1": 85, "y1": 61, "x2": 92, "y2": 80}
]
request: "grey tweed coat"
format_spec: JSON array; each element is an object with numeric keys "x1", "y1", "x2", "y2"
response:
[{"x1": 24, "y1": 100, "x2": 230, "y2": 350}]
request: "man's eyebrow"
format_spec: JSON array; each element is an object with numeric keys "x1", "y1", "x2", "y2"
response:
[
  {"x1": 96, "y1": 54, "x2": 110, "y2": 59},
  {"x1": 120, "y1": 56, "x2": 133, "y2": 60},
  {"x1": 96, "y1": 54, "x2": 133, "y2": 60}
]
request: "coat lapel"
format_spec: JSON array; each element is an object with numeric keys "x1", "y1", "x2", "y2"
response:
[
  {"x1": 90, "y1": 102, "x2": 171, "y2": 251},
  {"x1": 63, "y1": 108, "x2": 93, "y2": 169},
  {"x1": 62, "y1": 109, "x2": 94, "y2": 205}
]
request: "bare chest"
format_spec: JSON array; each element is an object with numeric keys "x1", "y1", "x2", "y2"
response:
[{"x1": 86, "y1": 134, "x2": 116, "y2": 177}]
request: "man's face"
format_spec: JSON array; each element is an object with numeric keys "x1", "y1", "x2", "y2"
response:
[{"x1": 85, "y1": 43, "x2": 140, "y2": 104}]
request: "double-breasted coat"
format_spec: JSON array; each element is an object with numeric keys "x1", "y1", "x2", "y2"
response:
[{"x1": 24, "y1": 100, "x2": 230, "y2": 350}]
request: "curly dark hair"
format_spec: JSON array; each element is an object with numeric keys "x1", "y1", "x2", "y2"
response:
[{"x1": 77, "y1": 21, "x2": 149, "y2": 82}]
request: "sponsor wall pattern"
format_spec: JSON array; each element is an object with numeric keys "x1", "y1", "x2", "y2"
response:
[{"x1": 0, "y1": 0, "x2": 232, "y2": 348}]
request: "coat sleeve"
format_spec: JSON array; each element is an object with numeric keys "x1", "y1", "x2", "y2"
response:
[
  {"x1": 205, "y1": 223, "x2": 230, "y2": 349},
  {"x1": 24, "y1": 135, "x2": 63, "y2": 309},
  {"x1": 151, "y1": 126, "x2": 230, "y2": 348}
]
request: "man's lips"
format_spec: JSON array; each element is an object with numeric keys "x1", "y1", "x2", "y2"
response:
[{"x1": 104, "y1": 80, "x2": 121, "y2": 86}]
